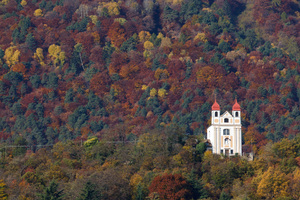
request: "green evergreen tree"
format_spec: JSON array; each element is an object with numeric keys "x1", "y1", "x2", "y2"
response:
[
  {"x1": 135, "y1": 183, "x2": 146, "y2": 200},
  {"x1": 35, "y1": 103, "x2": 44, "y2": 118},
  {"x1": 138, "y1": 87, "x2": 150, "y2": 106},
  {"x1": 13, "y1": 115, "x2": 26, "y2": 133},
  {"x1": 47, "y1": 72, "x2": 58, "y2": 89},
  {"x1": 45, "y1": 1, "x2": 54, "y2": 11},
  {"x1": 0, "y1": 48, "x2": 4, "y2": 59},
  {"x1": 77, "y1": 181, "x2": 101, "y2": 200},
  {"x1": 90, "y1": 121, "x2": 104, "y2": 133},
  {"x1": 140, "y1": 107, "x2": 147, "y2": 117},
  {"x1": 219, "y1": 190, "x2": 231, "y2": 200},
  {"x1": 179, "y1": 0, "x2": 202, "y2": 23},
  {"x1": 12, "y1": 136, "x2": 27, "y2": 156},
  {"x1": 163, "y1": 5, "x2": 178, "y2": 23},
  {"x1": 4, "y1": 71, "x2": 23, "y2": 86},
  {"x1": 54, "y1": 106, "x2": 63, "y2": 115},
  {"x1": 67, "y1": 43, "x2": 85, "y2": 74},
  {"x1": 218, "y1": 41, "x2": 231, "y2": 53},
  {"x1": 39, "y1": 0, "x2": 46, "y2": 9},
  {"x1": 39, "y1": 180, "x2": 64, "y2": 200},
  {"x1": 25, "y1": 33, "x2": 36, "y2": 50},
  {"x1": 30, "y1": 75, "x2": 41, "y2": 88},
  {"x1": 12, "y1": 28, "x2": 20, "y2": 44},
  {"x1": 258, "y1": 86, "x2": 268, "y2": 98},
  {"x1": 120, "y1": 34, "x2": 138, "y2": 52},
  {"x1": 222, "y1": 0, "x2": 232, "y2": 19},
  {"x1": 87, "y1": 92, "x2": 102, "y2": 110},
  {"x1": 11, "y1": 102, "x2": 24, "y2": 115},
  {"x1": 19, "y1": 17, "x2": 31, "y2": 41},
  {"x1": 46, "y1": 127, "x2": 57, "y2": 145},
  {"x1": 243, "y1": 30, "x2": 260, "y2": 51},
  {"x1": 187, "y1": 170, "x2": 208, "y2": 199},
  {"x1": 102, "y1": 42, "x2": 115, "y2": 66},
  {"x1": 65, "y1": 88, "x2": 74, "y2": 103},
  {"x1": 32, "y1": 127, "x2": 47, "y2": 145},
  {"x1": 21, "y1": 83, "x2": 28, "y2": 96},
  {"x1": 9, "y1": 85, "x2": 18, "y2": 101}
]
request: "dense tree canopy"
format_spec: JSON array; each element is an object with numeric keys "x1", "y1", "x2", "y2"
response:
[{"x1": 0, "y1": 0, "x2": 299, "y2": 199}]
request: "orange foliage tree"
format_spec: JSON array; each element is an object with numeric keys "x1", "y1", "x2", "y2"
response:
[
  {"x1": 89, "y1": 71, "x2": 112, "y2": 97},
  {"x1": 107, "y1": 21, "x2": 126, "y2": 48}
]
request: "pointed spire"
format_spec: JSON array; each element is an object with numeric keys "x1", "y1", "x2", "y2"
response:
[
  {"x1": 232, "y1": 99, "x2": 241, "y2": 111},
  {"x1": 212, "y1": 99, "x2": 220, "y2": 110}
]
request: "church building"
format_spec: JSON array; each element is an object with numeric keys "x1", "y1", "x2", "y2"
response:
[{"x1": 207, "y1": 99, "x2": 242, "y2": 156}]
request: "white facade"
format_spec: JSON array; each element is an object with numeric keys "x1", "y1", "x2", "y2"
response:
[{"x1": 207, "y1": 102, "x2": 242, "y2": 156}]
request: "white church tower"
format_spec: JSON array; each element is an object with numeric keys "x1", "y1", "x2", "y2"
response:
[{"x1": 207, "y1": 99, "x2": 242, "y2": 156}]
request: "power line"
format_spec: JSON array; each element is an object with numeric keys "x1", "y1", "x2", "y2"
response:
[{"x1": 0, "y1": 140, "x2": 139, "y2": 150}]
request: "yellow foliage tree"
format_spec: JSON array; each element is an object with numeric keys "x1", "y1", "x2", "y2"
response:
[
  {"x1": 154, "y1": 68, "x2": 169, "y2": 80},
  {"x1": 130, "y1": 173, "x2": 143, "y2": 188},
  {"x1": 89, "y1": 15, "x2": 98, "y2": 25},
  {"x1": 4, "y1": 46, "x2": 20, "y2": 67},
  {"x1": 20, "y1": 0, "x2": 27, "y2": 6},
  {"x1": 48, "y1": 44, "x2": 65, "y2": 66},
  {"x1": 34, "y1": 9, "x2": 43, "y2": 17},
  {"x1": 136, "y1": 132, "x2": 166, "y2": 158},
  {"x1": 150, "y1": 88, "x2": 157, "y2": 97},
  {"x1": 0, "y1": 0, "x2": 9, "y2": 5},
  {"x1": 194, "y1": 32, "x2": 207, "y2": 43},
  {"x1": 157, "y1": 32, "x2": 164, "y2": 39},
  {"x1": 160, "y1": 37, "x2": 172, "y2": 48},
  {"x1": 144, "y1": 41, "x2": 154, "y2": 50},
  {"x1": 91, "y1": 32, "x2": 101, "y2": 44},
  {"x1": 142, "y1": 85, "x2": 148, "y2": 90},
  {"x1": 34, "y1": 48, "x2": 45, "y2": 66},
  {"x1": 290, "y1": 168, "x2": 300, "y2": 199},
  {"x1": 143, "y1": 50, "x2": 152, "y2": 58},
  {"x1": 172, "y1": 0, "x2": 184, "y2": 5},
  {"x1": 114, "y1": 18, "x2": 127, "y2": 25},
  {"x1": 138, "y1": 31, "x2": 151, "y2": 43},
  {"x1": 158, "y1": 88, "x2": 167, "y2": 98},
  {"x1": 83, "y1": 137, "x2": 98, "y2": 148},
  {"x1": 58, "y1": 51, "x2": 66, "y2": 66},
  {"x1": 256, "y1": 166, "x2": 290, "y2": 199},
  {"x1": 272, "y1": 138, "x2": 300, "y2": 158},
  {"x1": 196, "y1": 66, "x2": 214, "y2": 85},
  {"x1": 44, "y1": 164, "x2": 69, "y2": 181},
  {"x1": 172, "y1": 146, "x2": 193, "y2": 166},
  {"x1": 98, "y1": 2, "x2": 120, "y2": 16},
  {"x1": 0, "y1": 179, "x2": 8, "y2": 199}
]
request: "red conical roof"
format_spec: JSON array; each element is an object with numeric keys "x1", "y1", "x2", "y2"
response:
[
  {"x1": 232, "y1": 99, "x2": 241, "y2": 111},
  {"x1": 212, "y1": 99, "x2": 220, "y2": 110}
]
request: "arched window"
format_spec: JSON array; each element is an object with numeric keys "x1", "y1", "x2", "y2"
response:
[
  {"x1": 215, "y1": 112, "x2": 218, "y2": 117},
  {"x1": 225, "y1": 138, "x2": 230, "y2": 145},
  {"x1": 223, "y1": 129, "x2": 230, "y2": 135},
  {"x1": 224, "y1": 118, "x2": 229, "y2": 123},
  {"x1": 235, "y1": 112, "x2": 239, "y2": 117}
]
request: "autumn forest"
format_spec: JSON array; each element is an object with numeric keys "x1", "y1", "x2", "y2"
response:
[{"x1": 0, "y1": 0, "x2": 300, "y2": 199}]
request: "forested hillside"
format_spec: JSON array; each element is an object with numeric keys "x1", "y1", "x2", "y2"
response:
[{"x1": 0, "y1": 0, "x2": 300, "y2": 199}]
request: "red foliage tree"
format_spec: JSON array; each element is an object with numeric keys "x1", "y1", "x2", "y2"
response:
[
  {"x1": 108, "y1": 51, "x2": 128, "y2": 75},
  {"x1": 89, "y1": 71, "x2": 112, "y2": 97},
  {"x1": 89, "y1": 45, "x2": 105, "y2": 66},
  {"x1": 253, "y1": 0, "x2": 271, "y2": 25},
  {"x1": 107, "y1": 21, "x2": 126, "y2": 48},
  {"x1": 167, "y1": 59, "x2": 185, "y2": 81},
  {"x1": 75, "y1": 32, "x2": 94, "y2": 54},
  {"x1": 148, "y1": 174, "x2": 192, "y2": 200}
]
